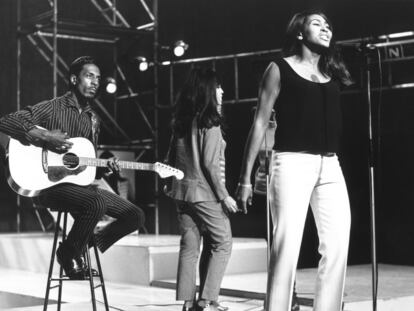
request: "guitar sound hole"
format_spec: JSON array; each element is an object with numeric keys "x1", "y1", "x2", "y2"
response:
[{"x1": 62, "y1": 153, "x2": 79, "y2": 169}]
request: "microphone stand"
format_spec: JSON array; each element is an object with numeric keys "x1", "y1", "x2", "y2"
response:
[
  {"x1": 364, "y1": 45, "x2": 378, "y2": 311},
  {"x1": 360, "y1": 37, "x2": 413, "y2": 311},
  {"x1": 263, "y1": 117, "x2": 275, "y2": 263},
  {"x1": 340, "y1": 37, "x2": 380, "y2": 311},
  {"x1": 342, "y1": 35, "x2": 413, "y2": 311},
  {"x1": 355, "y1": 40, "x2": 379, "y2": 311},
  {"x1": 264, "y1": 138, "x2": 271, "y2": 263}
]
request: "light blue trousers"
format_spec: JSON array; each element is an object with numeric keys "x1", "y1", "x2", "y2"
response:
[{"x1": 175, "y1": 200, "x2": 232, "y2": 302}]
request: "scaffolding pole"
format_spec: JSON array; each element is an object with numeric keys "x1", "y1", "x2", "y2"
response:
[{"x1": 153, "y1": 0, "x2": 160, "y2": 235}]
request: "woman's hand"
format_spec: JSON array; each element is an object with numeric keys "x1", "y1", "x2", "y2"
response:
[
  {"x1": 221, "y1": 196, "x2": 239, "y2": 214},
  {"x1": 235, "y1": 184, "x2": 253, "y2": 214}
]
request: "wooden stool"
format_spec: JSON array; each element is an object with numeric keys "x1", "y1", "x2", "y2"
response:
[{"x1": 43, "y1": 210, "x2": 109, "y2": 311}]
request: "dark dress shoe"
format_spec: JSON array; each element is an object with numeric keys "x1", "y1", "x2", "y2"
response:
[
  {"x1": 77, "y1": 254, "x2": 99, "y2": 277},
  {"x1": 56, "y1": 242, "x2": 84, "y2": 280}
]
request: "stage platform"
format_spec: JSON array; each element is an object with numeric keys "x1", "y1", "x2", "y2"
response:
[
  {"x1": 0, "y1": 233, "x2": 268, "y2": 285},
  {"x1": 0, "y1": 233, "x2": 413, "y2": 310}
]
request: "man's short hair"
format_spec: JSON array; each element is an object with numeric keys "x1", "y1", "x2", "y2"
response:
[
  {"x1": 69, "y1": 56, "x2": 97, "y2": 79},
  {"x1": 68, "y1": 56, "x2": 98, "y2": 90}
]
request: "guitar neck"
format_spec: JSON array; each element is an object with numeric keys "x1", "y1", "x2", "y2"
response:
[{"x1": 79, "y1": 157, "x2": 155, "y2": 171}]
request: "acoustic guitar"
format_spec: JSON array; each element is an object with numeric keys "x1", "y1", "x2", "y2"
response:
[{"x1": 6, "y1": 137, "x2": 183, "y2": 197}]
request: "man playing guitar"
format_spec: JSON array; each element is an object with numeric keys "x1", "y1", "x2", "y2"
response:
[{"x1": 0, "y1": 56, "x2": 146, "y2": 280}]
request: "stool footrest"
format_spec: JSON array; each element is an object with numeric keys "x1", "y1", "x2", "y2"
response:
[
  {"x1": 85, "y1": 275, "x2": 102, "y2": 279},
  {"x1": 43, "y1": 211, "x2": 110, "y2": 311},
  {"x1": 49, "y1": 284, "x2": 61, "y2": 290},
  {"x1": 51, "y1": 277, "x2": 74, "y2": 281}
]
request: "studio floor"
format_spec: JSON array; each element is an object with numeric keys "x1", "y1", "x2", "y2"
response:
[{"x1": 0, "y1": 233, "x2": 413, "y2": 311}]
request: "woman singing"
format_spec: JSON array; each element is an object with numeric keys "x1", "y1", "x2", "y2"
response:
[
  {"x1": 236, "y1": 10, "x2": 353, "y2": 311},
  {"x1": 167, "y1": 67, "x2": 238, "y2": 311}
]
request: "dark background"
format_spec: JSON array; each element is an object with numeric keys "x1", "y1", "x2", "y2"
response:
[{"x1": 0, "y1": 0, "x2": 414, "y2": 268}]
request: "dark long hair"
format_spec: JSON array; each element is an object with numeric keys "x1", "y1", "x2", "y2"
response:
[
  {"x1": 282, "y1": 10, "x2": 353, "y2": 86},
  {"x1": 172, "y1": 67, "x2": 223, "y2": 137}
]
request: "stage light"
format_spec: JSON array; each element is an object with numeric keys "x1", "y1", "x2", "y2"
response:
[
  {"x1": 105, "y1": 77, "x2": 117, "y2": 94},
  {"x1": 173, "y1": 40, "x2": 189, "y2": 57},
  {"x1": 139, "y1": 60, "x2": 149, "y2": 71},
  {"x1": 135, "y1": 56, "x2": 149, "y2": 71}
]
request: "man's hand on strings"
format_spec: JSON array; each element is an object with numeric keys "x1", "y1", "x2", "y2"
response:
[{"x1": 105, "y1": 157, "x2": 121, "y2": 176}]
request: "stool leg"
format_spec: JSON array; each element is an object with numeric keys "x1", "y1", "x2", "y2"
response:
[
  {"x1": 57, "y1": 212, "x2": 68, "y2": 311},
  {"x1": 85, "y1": 246, "x2": 97, "y2": 311},
  {"x1": 92, "y1": 239, "x2": 109, "y2": 311},
  {"x1": 43, "y1": 211, "x2": 62, "y2": 311}
]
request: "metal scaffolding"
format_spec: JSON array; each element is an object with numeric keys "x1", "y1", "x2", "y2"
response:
[
  {"x1": 160, "y1": 32, "x2": 414, "y2": 105},
  {"x1": 16, "y1": 0, "x2": 162, "y2": 233}
]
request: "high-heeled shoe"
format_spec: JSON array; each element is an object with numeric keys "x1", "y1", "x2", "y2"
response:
[
  {"x1": 195, "y1": 302, "x2": 220, "y2": 311},
  {"x1": 182, "y1": 300, "x2": 196, "y2": 311},
  {"x1": 212, "y1": 301, "x2": 229, "y2": 311}
]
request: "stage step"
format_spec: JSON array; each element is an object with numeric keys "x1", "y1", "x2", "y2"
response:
[{"x1": 0, "y1": 233, "x2": 267, "y2": 285}]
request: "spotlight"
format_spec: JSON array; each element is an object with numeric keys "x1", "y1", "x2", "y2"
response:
[
  {"x1": 135, "y1": 56, "x2": 149, "y2": 72},
  {"x1": 105, "y1": 77, "x2": 117, "y2": 94},
  {"x1": 173, "y1": 40, "x2": 189, "y2": 57}
]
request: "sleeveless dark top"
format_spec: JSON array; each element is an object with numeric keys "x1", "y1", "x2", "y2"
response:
[{"x1": 273, "y1": 58, "x2": 342, "y2": 153}]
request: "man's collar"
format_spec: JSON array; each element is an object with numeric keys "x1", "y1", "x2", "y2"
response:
[{"x1": 62, "y1": 91, "x2": 93, "y2": 113}]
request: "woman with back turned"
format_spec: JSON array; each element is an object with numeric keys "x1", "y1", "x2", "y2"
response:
[
  {"x1": 167, "y1": 67, "x2": 238, "y2": 311},
  {"x1": 236, "y1": 10, "x2": 353, "y2": 311}
]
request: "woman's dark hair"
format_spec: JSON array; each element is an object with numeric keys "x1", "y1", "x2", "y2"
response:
[
  {"x1": 172, "y1": 66, "x2": 223, "y2": 137},
  {"x1": 282, "y1": 10, "x2": 353, "y2": 86}
]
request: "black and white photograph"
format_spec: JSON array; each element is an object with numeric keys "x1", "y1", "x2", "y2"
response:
[{"x1": 0, "y1": 1, "x2": 413, "y2": 310}]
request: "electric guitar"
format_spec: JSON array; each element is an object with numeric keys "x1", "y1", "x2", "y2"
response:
[{"x1": 6, "y1": 137, "x2": 184, "y2": 197}]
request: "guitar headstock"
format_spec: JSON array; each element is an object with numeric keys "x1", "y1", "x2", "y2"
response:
[{"x1": 154, "y1": 162, "x2": 184, "y2": 180}]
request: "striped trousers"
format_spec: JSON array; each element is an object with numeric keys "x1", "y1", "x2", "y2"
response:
[{"x1": 39, "y1": 183, "x2": 145, "y2": 255}]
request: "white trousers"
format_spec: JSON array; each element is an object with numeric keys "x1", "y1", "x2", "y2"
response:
[{"x1": 265, "y1": 152, "x2": 351, "y2": 311}]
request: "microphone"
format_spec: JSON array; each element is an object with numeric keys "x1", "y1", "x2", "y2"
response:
[
  {"x1": 357, "y1": 37, "x2": 377, "y2": 52},
  {"x1": 337, "y1": 36, "x2": 377, "y2": 52}
]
